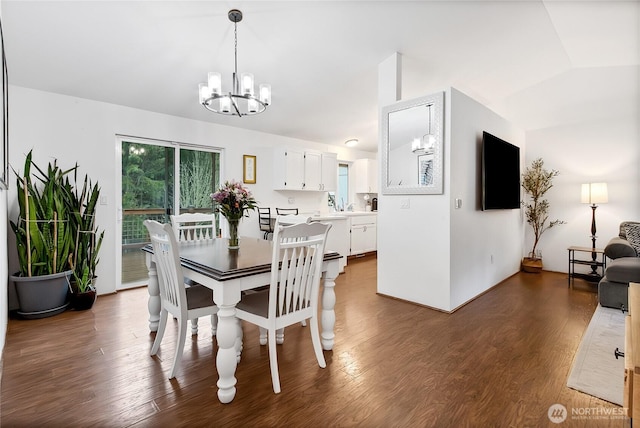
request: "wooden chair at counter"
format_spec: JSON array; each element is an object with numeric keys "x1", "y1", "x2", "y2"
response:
[
  {"x1": 235, "y1": 218, "x2": 332, "y2": 393},
  {"x1": 258, "y1": 207, "x2": 274, "y2": 240},
  {"x1": 275, "y1": 208, "x2": 298, "y2": 216},
  {"x1": 143, "y1": 220, "x2": 218, "y2": 379}
]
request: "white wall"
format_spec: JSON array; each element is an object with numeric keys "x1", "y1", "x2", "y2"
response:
[
  {"x1": 448, "y1": 88, "x2": 525, "y2": 310},
  {"x1": 525, "y1": 116, "x2": 640, "y2": 274},
  {"x1": 378, "y1": 87, "x2": 525, "y2": 312},
  {"x1": 6, "y1": 85, "x2": 371, "y2": 303}
]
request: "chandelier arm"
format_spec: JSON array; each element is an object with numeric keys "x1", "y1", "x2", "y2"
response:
[{"x1": 230, "y1": 96, "x2": 242, "y2": 117}]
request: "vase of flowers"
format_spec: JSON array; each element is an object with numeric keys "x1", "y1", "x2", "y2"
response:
[
  {"x1": 210, "y1": 180, "x2": 257, "y2": 249},
  {"x1": 227, "y1": 218, "x2": 240, "y2": 248}
]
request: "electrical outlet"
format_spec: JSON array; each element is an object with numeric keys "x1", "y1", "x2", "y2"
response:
[{"x1": 100, "y1": 196, "x2": 108, "y2": 205}]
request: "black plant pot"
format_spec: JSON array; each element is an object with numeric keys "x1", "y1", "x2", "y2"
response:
[{"x1": 72, "y1": 289, "x2": 97, "y2": 311}]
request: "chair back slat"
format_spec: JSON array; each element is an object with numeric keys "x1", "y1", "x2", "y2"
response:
[
  {"x1": 144, "y1": 220, "x2": 187, "y2": 313},
  {"x1": 270, "y1": 218, "x2": 331, "y2": 319},
  {"x1": 258, "y1": 207, "x2": 273, "y2": 232},
  {"x1": 171, "y1": 213, "x2": 217, "y2": 243},
  {"x1": 275, "y1": 208, "x2": 299, "y2": 216}
]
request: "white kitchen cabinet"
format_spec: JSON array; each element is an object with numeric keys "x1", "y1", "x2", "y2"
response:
[
  {"x1": 320, "y1": 152, "x2": 337, "y2": 192},
  {"x1": 273, "y1": 148, "x2": 305, "y2": 190},
  {"x1": 350, "y1": 215, "x2": 377, "y2": 255},
  {"x1": 354, "y1": 158, "x2": 378, "y2": 194},
  {"x1": 273, "y1": 148, "x2": 337, "y2": 191}
]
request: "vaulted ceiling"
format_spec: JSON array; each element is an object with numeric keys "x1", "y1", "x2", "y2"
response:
[{"x1": 2, "y1": 1, "x2": 638, "y2": 152}]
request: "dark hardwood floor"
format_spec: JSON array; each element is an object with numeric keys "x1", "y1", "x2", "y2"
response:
[{"x1": 1, "y1": 256, "x2": 626, "y2": 427}]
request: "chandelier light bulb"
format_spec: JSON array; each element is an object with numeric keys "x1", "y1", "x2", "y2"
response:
[
  {"x1": 220, "y1": 97, "x2": 231, "y2": 113},
  {"x1": 208, "y1": 72, "x2": 222, "y2": 95},
  {"x1": 198, "y1": 83, "x2": 209, "y2": 104},
  {"x1": 248, "y1": 98, "x2": 258, "y2": 113},
  {"x1": 411, "y1": 138, "x2": 421, "y2": 152},
  {"x1": 259, "y1": 84, "x2": 271, "y2": 105},
  {"x1": 241, "y1": 73, "x2": 254, "y2": 96}
]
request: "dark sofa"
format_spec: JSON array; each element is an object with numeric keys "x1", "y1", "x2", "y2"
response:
[{"x1": 598, "y1": 221, "x2": 640, "y2": 309}]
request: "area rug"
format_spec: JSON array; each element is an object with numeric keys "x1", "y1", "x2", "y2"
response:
[{"x1": 567, "y1": 304, "x2": 625, "y2": 405}]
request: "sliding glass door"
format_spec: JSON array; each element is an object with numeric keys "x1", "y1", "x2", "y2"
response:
[
  {"x1": 178, "y1": 148, "x2": 220, "y2": 216},
  {"x1": 119, "y1": 139, "x2": 220, "y2": 289}
]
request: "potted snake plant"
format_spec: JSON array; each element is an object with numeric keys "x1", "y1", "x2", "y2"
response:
[
  {"x1": 68, "y1": 173, "x2": 104, "y2": 310},
  {"x1": 69, "y1": 175, "x2": 104, "y2": 310},
  {"x1": 10, "y1": 150, "x2": 77, "y2": 318}
]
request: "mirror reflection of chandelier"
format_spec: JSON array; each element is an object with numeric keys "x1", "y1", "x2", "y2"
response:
[
  {"x1": 198, "y1": 9, "x2": 271, "y2": 117},
  {"x1": 412, "y1": 104, "x2": 435, "y2": 154}
]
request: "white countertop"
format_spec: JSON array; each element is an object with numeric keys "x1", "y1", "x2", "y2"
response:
[
  {"x1": 281, "y1": 211, "x2": 377, "y2": 222},
  {"x1": 327, "y1": 211, "x2": 377, "y2": 217},
  {"x1": 312, "y1": 215, "x2": 348, "y2": 221},
  {"x1": 309, "y1": 211, "x2": 377, "y2": 220}
]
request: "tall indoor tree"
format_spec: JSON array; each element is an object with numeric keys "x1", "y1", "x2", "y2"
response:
[{"x1": 521, "y1": 158, "x2": 565, "y2": 270}]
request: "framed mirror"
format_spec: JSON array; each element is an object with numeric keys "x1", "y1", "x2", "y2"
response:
[{"x1": 380, "y1": 92, "x2": 444, "y2": 195}]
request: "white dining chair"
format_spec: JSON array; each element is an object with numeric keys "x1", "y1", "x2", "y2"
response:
[
  {"x1": 143, "y1": 220, "x2": 218, "y2": 379},
  {"x1": 235, "y1": 218, "x2": 332, "y2": 393},
  {"x1": 170, "y1": 213, "x2": 218, "y2": 335},
  {"x1": 170, "y1": 212, "x2": 217, "y2": 242}
]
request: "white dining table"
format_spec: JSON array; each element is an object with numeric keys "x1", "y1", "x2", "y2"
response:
[{"x1": 142, "y1": 236, "x2": 342, "y2": 403}]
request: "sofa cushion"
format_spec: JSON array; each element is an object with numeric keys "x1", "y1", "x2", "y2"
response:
[
  {"x1": 624, "y1": 223, "x2": 640, "y2": 256},
  {"x1": 606, "y1": 257, "x2": 640, "y2": 283},
  {"x1": 620, "y1": 221, "x2": 640, "y2": 239},
  {"x1": 604, "y1": 237, "x2": 637, "y2": 259},
  {"x1": 598, "y1": 277, "x2": 628, "y2": 309}
]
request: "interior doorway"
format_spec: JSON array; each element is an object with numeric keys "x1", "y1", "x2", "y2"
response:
[{"x1": 117, "y1": 137, "x2": 221, "y2": 289}]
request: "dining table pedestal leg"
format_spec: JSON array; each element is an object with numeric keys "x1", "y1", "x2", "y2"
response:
[
  {"x1": 216, "y1": 305, "x2": 238, "y2": 403},
  {"x1": 320, "y1": 262, "x2": 339, "y2": 351}
]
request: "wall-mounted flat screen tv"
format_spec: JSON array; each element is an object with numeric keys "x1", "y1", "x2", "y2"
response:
[{"x1": 482, "y1": 131, "x2": 520, "y2": 210}]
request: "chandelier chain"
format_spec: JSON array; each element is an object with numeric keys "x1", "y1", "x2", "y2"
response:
[{"x1": 234, "y1": 19, "x2": 238, "y2": 88}]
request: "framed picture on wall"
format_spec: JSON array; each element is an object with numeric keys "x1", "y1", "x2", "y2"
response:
[
  {"x1": 0, "y1": 17, "x2": 8, "y2": 189},
  {"x1": 243, "y1": 155, "x2": 256, "y2": 184},
  {"x1": 418, "y1": 155, "x2": 434, "y2": 186}
]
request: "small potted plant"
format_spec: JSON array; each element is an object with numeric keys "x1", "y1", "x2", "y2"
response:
[
  {"x1": 10, "y1": 150, "x2": 76, "y2": 318},
  {"x1": 521, "y1": 158, "x2": 565, "y2": 272},
  {"x1": 68, "y1": 173, "x2": 104, "y2": 310}
]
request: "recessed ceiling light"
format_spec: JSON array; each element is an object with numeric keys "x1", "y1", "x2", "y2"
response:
[{"x1": 344, "y1": 139, "x2": 358, "y2": 147}]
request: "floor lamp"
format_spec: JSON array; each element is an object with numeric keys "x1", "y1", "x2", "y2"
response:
[{"x1": 581, "y1": 182, "x2": 608, "y2": 274}]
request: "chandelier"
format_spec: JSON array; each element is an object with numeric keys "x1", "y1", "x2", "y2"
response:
[
  {"x1": 412, "y1": 104, "x2": 436, "y2": 154},
  {"x1": 198, "y1": 9, "x2": 271, "y2": 117}
]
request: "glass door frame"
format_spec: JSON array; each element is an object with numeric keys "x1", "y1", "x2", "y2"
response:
[{"x1": 115, "y1": 135, "x2": 223, "y2": 290}]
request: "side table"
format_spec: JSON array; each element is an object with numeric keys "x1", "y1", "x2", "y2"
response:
[{"x1": 567, "y1": 246, "x2": 607, "y2": 287}]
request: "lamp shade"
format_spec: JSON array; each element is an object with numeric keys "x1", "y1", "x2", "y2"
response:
[{"x1": 581, "y1": 182, "x2": 608, "y2": 204}]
